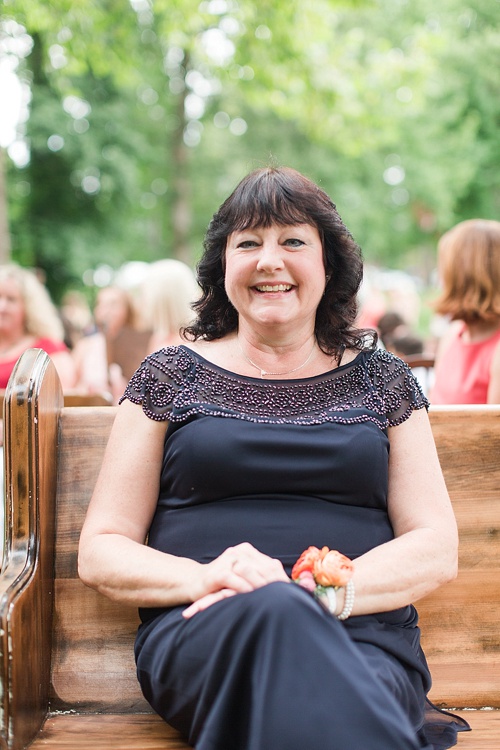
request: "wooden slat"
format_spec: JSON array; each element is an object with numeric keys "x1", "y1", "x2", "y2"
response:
[
  {"x1": 401, "y1": 354, "x2": 435, "y2": 370},
  {"x1": 419, "y1": 571, "x2": 500, "y2": 706},
  {"x1": 49, "y1": 408, "x2": 148, "y2": 712},
  {"x1": 54, "y1": 407, "x2": 117, "y2": 580},
  {"x1": 63, "y1": 392, "x2": 113, "y2": 407},
  {"x1": 428, "y1": 664, "x2": 500, "y2": 710},
  {"x1": 25, "y1": 710, "x2": 499, "y2": 749},
  {"x1": 51, "y1": 579, "x2": 147, "y2": 712},
  {"x1": 0, "y1": 389, "x2": 113, "y2": 410},
  {"x1": 454, "y1": 711, "x2": 500, "y2": 749},
  {"x1": 421, "y1": 407, "x2": 500, "y2": 709},
  {"x1": 429, "y1": 405, "x2": 500, "y2": 501},
  {"x1": 28, "y1": 714, "x2": 189, "y2": 749}
]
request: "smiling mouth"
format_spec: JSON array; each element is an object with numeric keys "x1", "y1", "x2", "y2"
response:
[{"x1": 254, "y1": 284, "x2": 293, "y2": 293}]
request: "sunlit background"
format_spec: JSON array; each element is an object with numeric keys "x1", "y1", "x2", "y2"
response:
[{"x1": 0, "y1": 0, "x2": 498, "y2": 341}]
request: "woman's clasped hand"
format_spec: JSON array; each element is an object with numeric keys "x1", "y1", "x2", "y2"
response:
[{"x1": 182, "y1": 542, "x2": 290, "y2": 618}]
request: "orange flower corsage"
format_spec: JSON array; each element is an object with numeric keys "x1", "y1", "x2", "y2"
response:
[{"x1": 291, "y1": 546, "x2": 355, "y2": 619}]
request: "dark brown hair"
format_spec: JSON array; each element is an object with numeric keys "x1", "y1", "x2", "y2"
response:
[{"x1": 184, "y1": 166, "x2": 375, "y2": 358}]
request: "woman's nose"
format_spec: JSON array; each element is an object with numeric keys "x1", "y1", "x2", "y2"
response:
[{"x1": 256, "y1": 242, "x2": 285, "y2": 272}]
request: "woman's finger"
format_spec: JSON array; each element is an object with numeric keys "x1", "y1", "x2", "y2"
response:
[{"x1": 182, "y1": 588, "x2": 237, "y2": 618}]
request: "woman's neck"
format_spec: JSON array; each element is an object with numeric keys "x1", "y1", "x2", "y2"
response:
[
  {"x1": 462, "y1": 320, "x2": 500, "y2": 344},
  {"x1": 236, "y1": 318, "x2": 316, "y2": 353},
  {"x1": 231, "y1": 323, "x2": 322, "y2": 379}
]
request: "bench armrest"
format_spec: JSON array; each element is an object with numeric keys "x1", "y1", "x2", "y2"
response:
[{"x1": 0, "y1": 349, "x2": 63, "y2": 750}]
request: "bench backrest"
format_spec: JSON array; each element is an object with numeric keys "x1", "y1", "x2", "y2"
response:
[
  {"x1": 51, "y1": 404, "x2": 144, "y2": 712},
  {"x1": 0, "y1": 350, "x2": 499, "y2": 749},
  {"x1": 0, "y1": 388, "x2": 113, "y2": 410}
]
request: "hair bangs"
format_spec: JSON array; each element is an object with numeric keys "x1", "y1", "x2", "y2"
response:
[{"x1": 225, "y1": 170, "x2": 319, "y2": 232}]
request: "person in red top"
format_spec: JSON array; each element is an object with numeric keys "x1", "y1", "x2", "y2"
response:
[
  {"x1": 0, "y1": 264, "x2": 76, "y2": 390},
  {"x1": 430, "y1": 219, "x2": 500, "y2": 404}
]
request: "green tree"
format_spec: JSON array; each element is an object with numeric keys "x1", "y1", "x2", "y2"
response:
[{"x1": 1, "y1": 0, "x2": 499, "y2": 300}]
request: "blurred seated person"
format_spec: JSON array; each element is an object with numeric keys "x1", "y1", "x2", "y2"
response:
[
  {"x1": 0, "y1": 263, "x2": 76, "y2": 390},
  {"x1": 72, "y1": 285, "x2": 151, "y2": 403},
  {"x1": 59, "y1": 289, "x2": 95, "y2": 349},
  {"x1": 375, "y1": 310, "x2": 430, "y2": 395},
  {"x1": 376, "y1": 311, "x2": 426, "y2": 360},
  {"x1": 376, "y1": 311, "x2": 406, "y2": 350},
  {"x1": 430, "y1": 219, "x2": 500, "y2": 404},
  {"x1": 391, "y1": 333, "x2": 424, "y2": 358},
  {"x1": 384, "y1": 330, "x2": 425, "y2": 360},
  {"x1": 139, "y1": 259, "x2": 200, "y2": 352},
  {"x1": 389, "y1": 332, "x2": 432, "y2": 397}
]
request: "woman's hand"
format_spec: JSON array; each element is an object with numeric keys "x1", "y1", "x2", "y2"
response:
[{"x1": 183, "y1": 542, "x2": 289, "y2": 618}]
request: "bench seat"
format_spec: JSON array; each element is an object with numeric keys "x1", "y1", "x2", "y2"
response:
[
  {"x1": 27, "y1": 711, "x2": 500, "y2": 749},
  {"x1": 1, "y1": 350, "x2": 499, "y2": 749}
]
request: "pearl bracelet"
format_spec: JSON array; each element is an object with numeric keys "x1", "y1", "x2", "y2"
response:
[{"x1": 337, "y1": 579, "x2": 355, "y2": 621}]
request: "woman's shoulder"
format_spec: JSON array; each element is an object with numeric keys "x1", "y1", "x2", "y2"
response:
[
  {"x1": 118, "y1": 345, "x2": 196, "y2": 421},
  {"x1": 361, "y1": 345, "x2": 410, "y2": 372},
  {"x1": 361, "y1": 347, "x2": 430, "y2": 424},
  {"x1": 125, "y1": 344, "x2": 197, "y2": 383},
  {"x1": 143, "y1": 344, "x2": 197, "y2": 369}
]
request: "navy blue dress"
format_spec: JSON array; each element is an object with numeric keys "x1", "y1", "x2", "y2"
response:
[{"x1": 121, "y1": 345, "x2": 469, "y2": 750}]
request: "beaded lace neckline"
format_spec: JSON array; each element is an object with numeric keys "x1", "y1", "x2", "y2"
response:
[{"x1": 122, "y1": 344, "x2": 429, "y2": 429}]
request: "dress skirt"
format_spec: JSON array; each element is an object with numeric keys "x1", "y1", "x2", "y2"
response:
[{"x1": 135, "y1": 582, "x2": 450, "y2": 750}]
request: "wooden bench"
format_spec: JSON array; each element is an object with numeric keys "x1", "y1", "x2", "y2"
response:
[
  {"x1": 0, "y1": 348, "x2": 498, "y2": 749},
  {"x1": 0, "y1": 388, "x2": 113, "y2": 410}
]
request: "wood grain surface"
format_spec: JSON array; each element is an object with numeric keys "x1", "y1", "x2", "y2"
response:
[
  {"x1": 28, "y1": 714, "x2": 189, "y2": 749},
  {"x1": 26, "y1": 710, "x2": 498, "y2": 749},
  {"x1": 420, "y1": 406, "x2": 500, "y2": 708}
]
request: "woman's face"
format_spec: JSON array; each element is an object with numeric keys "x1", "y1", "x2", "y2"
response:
[
  {"x1": 0, "y1": 277, "x2": 26, "y2": 336},
  {"x1": 224, "y1": 223, "x2": 326, "y2": 334},
  {"x1": 94, "y1": 288, "x2": 130, "y2": 335}
]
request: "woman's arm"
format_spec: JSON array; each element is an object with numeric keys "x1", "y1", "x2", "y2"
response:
[
  {"x1": 78, "y1": 400, "x2": 288, "y2": 608},
  {"x1": 345, "y1": 407, "x2": 458, "y2": 616},
  {"x1": 79, "y1": 399, "x2": 197, "y2": 605}
]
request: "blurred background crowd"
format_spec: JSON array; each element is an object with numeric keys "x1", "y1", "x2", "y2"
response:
[{"x1": 0, "y1": 258, "x2": 200, "y2": 404}]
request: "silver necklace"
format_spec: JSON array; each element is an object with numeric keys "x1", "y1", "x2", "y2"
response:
[{"x1": 238, "y1": 339, "x2": 317, "y2": 378}]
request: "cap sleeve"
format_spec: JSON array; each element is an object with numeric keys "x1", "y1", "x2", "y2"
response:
[
  {"x1": 119, "y1": 346, "x2": 192, "y2": 421},
  {"x1": 366, "y1": 349, "x2": 429, "y2": 427}
]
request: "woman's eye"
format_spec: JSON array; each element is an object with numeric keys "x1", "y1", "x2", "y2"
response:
[
  {"x1": 285, "y1": 238, "x2": 305, "y2": 248},
  {"x1": 237, "y1": 240, "x2": 259, "y2": 249}
]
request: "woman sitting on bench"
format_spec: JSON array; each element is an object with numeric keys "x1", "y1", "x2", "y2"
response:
[{"x1": 79, "y1": 166, "x2": 470, "y2": 750}]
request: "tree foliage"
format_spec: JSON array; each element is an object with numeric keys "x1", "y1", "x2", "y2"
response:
[{"x1": 1, "y1": 0, "x2": 498, "y2": 300}]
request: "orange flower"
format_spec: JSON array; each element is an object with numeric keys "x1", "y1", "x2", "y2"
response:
[
  {"x1": 313, "y1": 548, "x2": 353, "y2": 588},
  {"x1": 291, "y1": 546, "x2": 322, "y2": 581}
]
